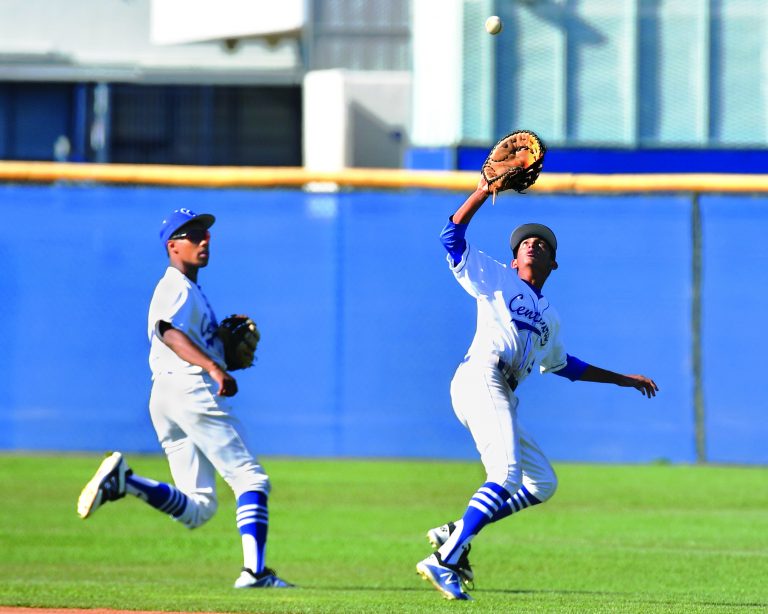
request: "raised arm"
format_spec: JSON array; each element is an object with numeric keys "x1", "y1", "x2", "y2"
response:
[
  {"x1": 452, "y1": 178, "x2": 491, "y2": 225},
  {"x1": 440, "y1": 178, "x2": 493, "y2": 266}
]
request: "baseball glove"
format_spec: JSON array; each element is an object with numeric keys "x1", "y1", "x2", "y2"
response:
[
  {"x1": 218, "y1": 315, "x2": 260, "y2": 371},
  {"x1": 481, "y1": 130, "x2": 546, "y2": 197}
]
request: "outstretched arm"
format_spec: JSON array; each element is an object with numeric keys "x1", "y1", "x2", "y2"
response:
[{"x1": 578, "y1": 364, "x2": 659, "y2": 398}]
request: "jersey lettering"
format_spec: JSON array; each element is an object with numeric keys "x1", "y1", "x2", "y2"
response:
[
  {"x1": 508, "y1": 294, "x2": 551, "y2": 346},
  {"x1": 200, "y1": 313, "x2": 219, "y2": 349},
  {"x1": 450, "y1": 245, "x2": 565, "y2": 385}
]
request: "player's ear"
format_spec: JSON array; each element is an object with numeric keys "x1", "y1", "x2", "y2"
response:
[
  {"x1": 511, "y1": 258, "x2": 519, "y2": 269},
  {"x1": 550, "y1": 259, "x2": 558, "y2": 271}
]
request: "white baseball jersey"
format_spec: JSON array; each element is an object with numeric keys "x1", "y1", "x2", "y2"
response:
[
  {"x1": 147, "y1": 266, "x2": 227, "y2": 377},
  {"x1": 449, "y1": 243, "x2": 568, "y2": 386}
]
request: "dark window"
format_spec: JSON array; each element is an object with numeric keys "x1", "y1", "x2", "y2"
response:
[
  {"x1": 0, "y1": 83, "x2": 75, "y2": 161},
  {"x1": 109, "y1": 84, "x2": 302, "y2": 166}
]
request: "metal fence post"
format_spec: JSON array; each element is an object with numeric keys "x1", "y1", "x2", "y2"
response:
[{"x1": 691, "y1": 192, "x2": 706, "y2": 462}]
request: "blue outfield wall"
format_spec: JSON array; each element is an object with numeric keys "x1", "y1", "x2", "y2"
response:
[
  {"x1": 700, "y1": 197, "x2": 768, "y2": 465},
  {"x1": 0, "y1": 185, "x2": 765, "y2": 464}
]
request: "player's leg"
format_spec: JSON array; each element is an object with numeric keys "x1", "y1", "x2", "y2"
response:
[
  {"x1": 418, "y1": 361, "x2": 519, "y2": 599},
  {"x1": 192, "y1": 417, "x2": 291, "y2": 588},
  {"x1": 77, "y1": 382, "x2": 202, "y2": 521},
  {"x1": 234, "y1": 490, "x2": 269, "y2": 578},
  {"x1": 76, "y1": 440, "x2": 210, "y2": 525},
  {"x1": 153, "y1": 433, "x2": 218, "y2": 528},
  {"x1": 174, "y1": 373, "x2": 292, "y2": 588},
  {"x1": 426, "y1": 424, "x2": 557, "y2": 559},
  {"x1": 135, "y1": 374, "x2": 220, "y2": 527},
  {"x1": 487, "y1": 424, "x2": 557, "y2": 522},
  {"x1": 437, "y1": 363, "x2": 520, "y2": 558}
]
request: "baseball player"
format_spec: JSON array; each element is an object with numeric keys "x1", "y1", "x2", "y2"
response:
[
  {"x1": 416, "y1": 179, "x2": 659, "y2": 600},
  {"x1": 77, "y1": 208, "x2": 292, "y2": 589}
]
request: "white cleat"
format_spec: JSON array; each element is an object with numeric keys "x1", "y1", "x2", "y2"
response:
[
  {"x1": 234, "y1": 567, "x2": 295, "y2": 588},
  {"x1": 427, "y1": 522, "x2": 453, "y2": 549},
  {"x1": 77, "y1": 452, "x2": 131, "y2": 519}
]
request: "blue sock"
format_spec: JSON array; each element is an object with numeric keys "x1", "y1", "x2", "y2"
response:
[
  {"x1": 439, "y1": 482, "x2": 511, "y2": 565},
  {"x1": 237, "y1": 491, "x2": 269, "y2": 574},
  {"x1": 490, "y1": 485, "x2": 542, "y2": 522},
  {"x1": 125, "y1": 474, "x2": 188, "y2": 517}
]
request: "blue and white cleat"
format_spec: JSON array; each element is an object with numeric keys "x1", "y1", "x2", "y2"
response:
[
  {"x1": 77, "y1": 451, "x2": 131, "y2": 519},
  {"x1": 416, "y1": 553, "x2": 473, "y2": 600},
  {"x1": 234, "y1": 567, "x2": 295, "y2": 588},
  {"x1": 427, "y1": 522, "x2": 474, "y2": 587}
]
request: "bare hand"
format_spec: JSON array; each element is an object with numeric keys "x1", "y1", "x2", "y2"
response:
[
  {"x1": 620, "y1": 374, "x2": 659, "y2": 398},
  {"x1": 210, "y1": 365, "x2": 238, "y2": 397}
]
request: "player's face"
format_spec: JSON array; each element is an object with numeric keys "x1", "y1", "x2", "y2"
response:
[
  {"x1": 512, "y1": 236, "x2": 557, "y2": 278},
  {"x1": 168, "y1": 225, "x2": 211, "y2": 268},
  {"x1": 517, "y1": 237, "x2": 553, "y2": 262}
]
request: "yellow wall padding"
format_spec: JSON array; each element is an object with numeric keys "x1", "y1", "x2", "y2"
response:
[{"x1": 2, "y1": 161, "x2": 768, "y2": 193}]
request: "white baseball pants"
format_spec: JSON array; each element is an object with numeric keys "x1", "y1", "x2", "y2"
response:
[
  {"x1": 450, "y1": 359, "x2": 558, "y2": 502},
  {"x1": 149, "y1": 371, "x2": 270, "y2": 528}
]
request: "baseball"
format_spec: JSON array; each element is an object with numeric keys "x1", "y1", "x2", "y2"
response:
[{"x1": 485, "y1": 15, "x2": 503, "y2": 35}]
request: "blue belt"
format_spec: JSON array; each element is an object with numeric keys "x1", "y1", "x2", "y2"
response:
[{"x1": 496, "y1": 358, "x2": 519, "y2": 391}]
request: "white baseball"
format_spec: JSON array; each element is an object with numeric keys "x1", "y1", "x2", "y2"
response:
[{"x1": 485, "y1": 15, "x2": 503, "y2": 35}]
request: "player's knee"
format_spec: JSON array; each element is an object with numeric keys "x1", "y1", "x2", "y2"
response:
[
  {"x1": 487, "y1": 466, "x2": 522, "y2": 496},
  {"x1": 228, "y1": 465, "x2": 271, "y2": 499},
  {"x1": 175, "y1": 493, "x2": 218, "y2": 529},
  {"x1": 527, "y1": 469, "x2": 558, "y2": 503},
  {"x1": 534, "y1": 476, "x2": 558, "y2": 503}
]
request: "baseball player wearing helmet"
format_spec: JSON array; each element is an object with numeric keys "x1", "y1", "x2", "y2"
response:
[
  {"x1": 77, "y1": 208, "x2": 292, "y2": 589},
  {"x1": 416, "y1": 179, "x2": 659, "y2": 600}
]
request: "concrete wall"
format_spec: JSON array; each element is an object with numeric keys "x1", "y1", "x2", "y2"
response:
[
  {"x1": 303, "y1": 70, "x2": 411, "y2": 171},
  {"x1": 0, "y1": 185, "x2": 764, "y2": 464}
]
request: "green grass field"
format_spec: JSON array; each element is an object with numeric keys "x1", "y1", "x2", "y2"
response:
[{"x1": 1, "y1": 454, "x2": 767, "y2": 613}]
